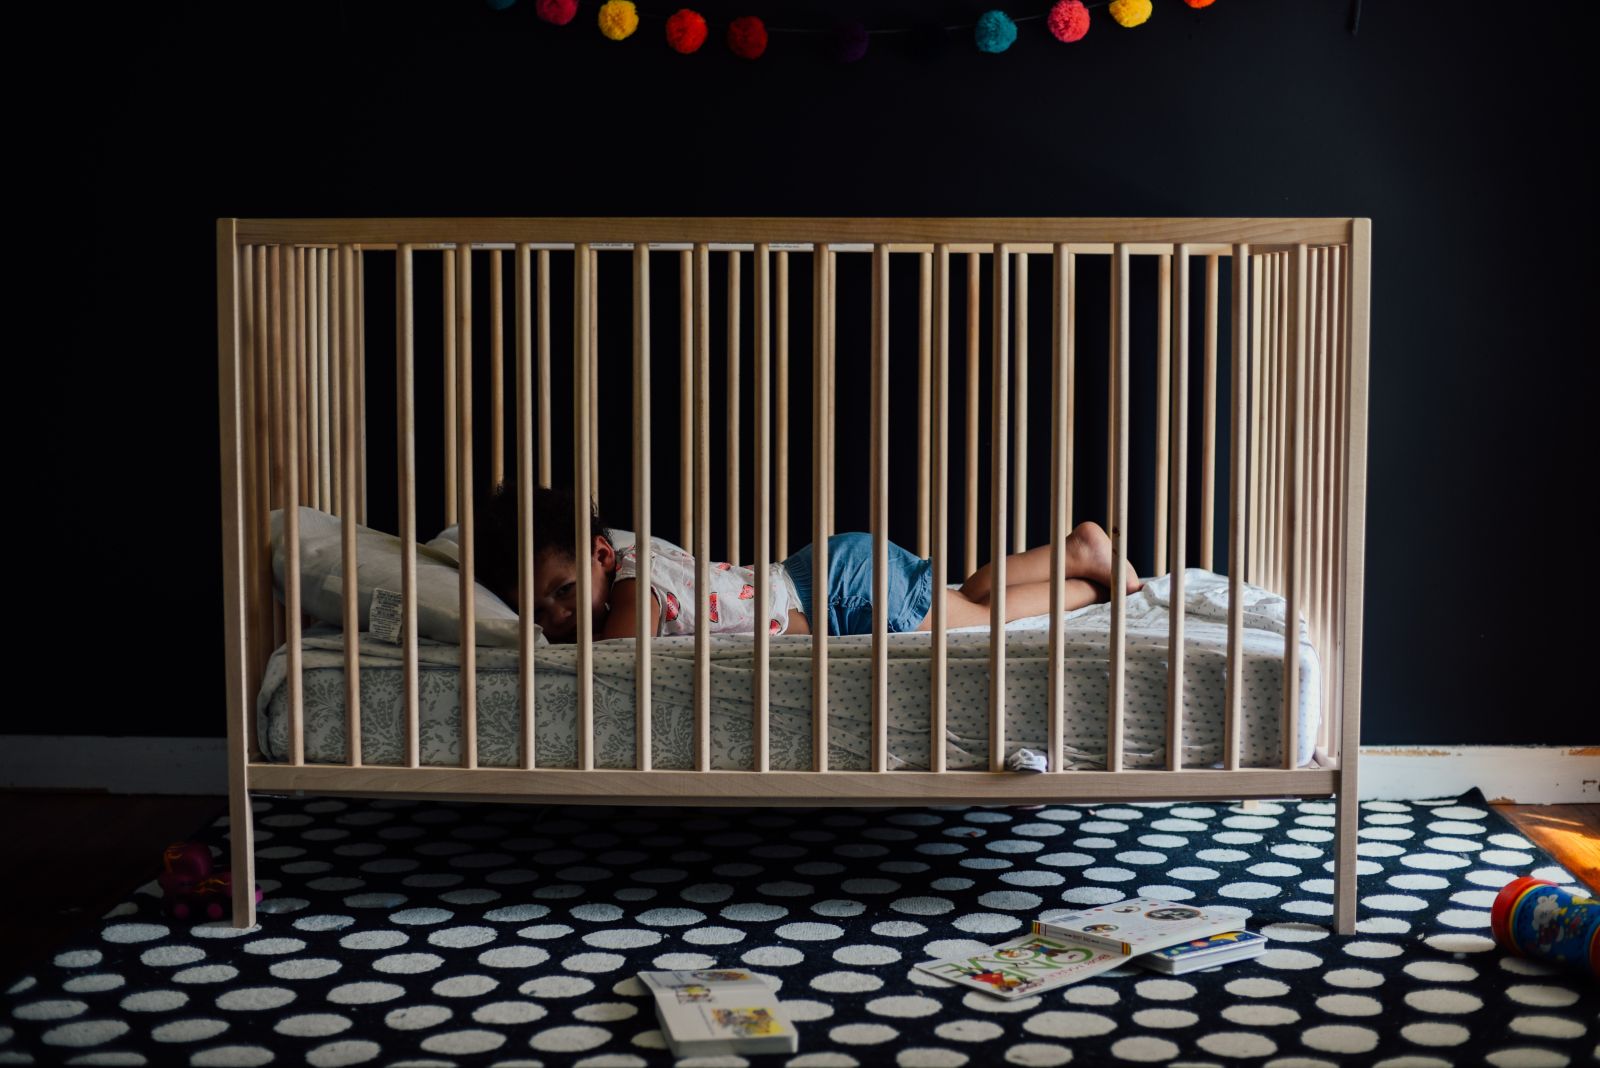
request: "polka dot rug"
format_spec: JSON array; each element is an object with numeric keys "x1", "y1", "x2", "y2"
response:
[{"x1": 2, "y1": 787, "x2": 1594, "y2": 1067}]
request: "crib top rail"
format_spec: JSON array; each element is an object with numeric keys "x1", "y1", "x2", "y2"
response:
[{"x1": 232, "y1": 217, "x2": 1358, "y2": 250}]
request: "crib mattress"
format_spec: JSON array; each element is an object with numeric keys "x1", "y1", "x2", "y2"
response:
[{"x1": 256, "y1": 569, "x2": 1321, "y2": 773}]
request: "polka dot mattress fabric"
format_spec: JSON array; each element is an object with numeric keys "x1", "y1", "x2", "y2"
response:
[
  {"x1": 3, "y1": 789, "x2": 1595, "y2": 1065},
  {"x1": 257, "y1": 568, "x2": 1323, "y2": 771}
]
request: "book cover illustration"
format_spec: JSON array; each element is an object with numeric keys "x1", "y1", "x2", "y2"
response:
[
  {"x1": 639, "y1": 969, "x2": 797, "y2": 1055},
  {"x1": 1032, "y1": 897, "x2": 1244, "y2": 954},
  {"x1": 1143, "y1": 929, "x2": 1267, "y2": 962},
  {"x1": 916, "y1": 933, "x2": 1126, "y2": 999}
]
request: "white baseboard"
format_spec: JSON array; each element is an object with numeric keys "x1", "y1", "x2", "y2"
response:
[{"x1": 2, "y1": 737, "x2": 1595, "y2": 803}]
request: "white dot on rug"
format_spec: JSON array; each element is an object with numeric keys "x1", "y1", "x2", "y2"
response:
[
  {"x1": 1225, "y1": 978, "x2": 1289, "y2": 998},
  {"x1": 518, "y1": 976, "x2": 592, "y2": 999},
  {"x1": 1300, "y1": 1024, "x2": 1379, "y2": 1053},
  {"x1": 1258, "y1": 949, "x2": 1322, "y2": 971},
  {"x1": 517, "y1": 924, "x2": 575, "y2": 940},
  {"x1": 830, "y1": 1024, "x2": 898, "y2": 1045},
  {"x1": 867, "y1": 996, "x2": 941, "y2": 1019},
  {"x1": 1131, "y1": 1009, "x2": 1198, "y2": 1029},
  {"x1": 37, "y1": 1019, "x2": 130, "y2": 1049},
  {"x1": 102, "y1": 923, "x2": 168, "y2": 944},
  {"x1": 215, "y1": 987, "x2": 296, "y2": 1012},
  {"x1": 528, "y1": 1025, "x2": 609, "y2": 1052},
  {"x1": 559, "y1": 952, "x2": 624, "y2": 973},
  {"x1": 1402, "y1": 961, "x2": 1477, "y2": 983},
  {"x1": 636, "y1": 908, "x2": 705, "y2": 927},
  {"x1": 1260, "y1": 923, "x2": 1328, "y2": 942},
  {"x1": 122, "y1": 990, "x2": 189, "y2": 1013},
  {"x1": 1321, "y1": 968, "x2": 1384, "y2": 989},
  {"x1": 1398, "y1": 1022, "x2": 1468, "y2": 1046},
  {"x1": 778, "y1": 922, "x2": 844, "y2": 941},
  {"x1": 1403, "y1": 989, "x2": 1483, "y2": 1014},
  {"x1": 188, "y1": 1045, "x2": 274, "y2": 1066},
  {"x1": 582, "y1": 930, "x2": 661, "y2": 950},
  {"x1": 962, "y1": 992, "x2": 1041, "y2": 1014},
  {"x1": 54, "y1": 950, "x2": 102, "y2": 968},
  {"x1": 1108, "y1": 1036, "x2": 1179, "y2": 1062},
  {"x1": 1221, "y1": 1004, "x2": 1299, "y2": 1026},
  {"x1": 1063, "y1": 985, "x2": 1119, "y2": 1006},
  {"x1": 472, "y1": 1001, "x2": 544, "y2": 1026},
  {"x1": 427, "y1": 926, "x2": 496, "y2": 948},
  {"x1": 901, "y1": 1048, "x2": 970, "y2": 1067},
  {"x1": 1003, "y1": 1043, "x2": 1071, "y2": 1066},
  {"x1": 1421, "y1": 933, "x2": 1494, "y2": 954},
  {"x1": 417, "y1": 1029, "x2": 504, "y2": 1056},
  {"x1": 1504, "y1": 985, "x2": 1580, "y2": 1008},
  {"x1": 1022, "y1": 1011, "x2": 1115, "y2": 1038},
  {"x1": 574, "y1": 1003, "x2": 638, "y2": 1023},
  {"x1": 1483, "y1": 1050, "x2": 1572, "y2": 1068},
  {"x1": 1196, "y1": 1032, "x2": 1277, "y2": 1058},
  {"x1": 273, "y1": 1014, "x2": 352, "y2": 1038},
  {"x1": 1134, "y1": 980, "x2": 1197, "y2": 1002},
  {"x1": 743, "y1": 947, "x2": 804, "y2": 967},
  {"x1": 952, "y1": 914, "x2": 1023, "y2": 935},
  {"x1": 173, "y1": 965, "x2": 239, "y2": 985},
  {"x1": 267, "y1": 959, "x2": 340, "y2": 981},
  {"x1": 812, "y1": 972, "x2": 883, "y2": 994},
  {"x1": 836, "y1": 945, "x2": 900, "y2": 966},
  {"x1": 151, "y1": 1018, "x2": 230, "y2": 1043},
  {"x1": 1315, "y1": 994, "x2": 1382, "y2": 1016},
  {"x1": 13, "y1": 1000, "x2": 87, "y2": 1021},
  {"x1": 141, "y1": 946, "x2": 206, "y2": 967},
  {"x1": 431, "y1": 975, "x2": 497, "y2": 999},
  {"x1": 1435, "y1": 909, "x2": 1491, "y2": 929},
  {"x1": 1360, "y1": 894, "x2": 1427, "y2": 912},
  {"x1": 936, "y1": 1020, "x2": 1004, "y2": 1043}
]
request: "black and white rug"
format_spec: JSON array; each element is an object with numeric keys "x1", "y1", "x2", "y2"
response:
[{"x1": 2, "y1": 787, "x2": 1595, "y2": 1067}]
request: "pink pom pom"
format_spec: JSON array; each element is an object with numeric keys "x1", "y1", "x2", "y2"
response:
[
  {"x1": 1048, "y1": 0, "x2": 1090, "y2": 42},
  {"x1": 536, "y1": 0, "x2": 578, "y2": 25}
]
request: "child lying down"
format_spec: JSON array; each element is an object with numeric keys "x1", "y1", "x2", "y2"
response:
[{"x1": 475, "y1": 484, "x2": 1143, "y2": 644}]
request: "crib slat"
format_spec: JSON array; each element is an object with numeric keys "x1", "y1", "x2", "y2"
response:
[
  {"x1": 318, "y1": 250, "x2": 333, "y2": 511},
  {"x1": 1225, "y1": 244, "x2": 1251, "y2": 771},
  {"x1": 694, "y1": 243, "x2": 712, "y2": 772},
  {"x1": 304, "y1": 250, "x2": 319, "y2": 511},
  {"x1": 1049, "y1": 244, "x2": 1072, "y2": 773},
  {"x1": 1265, "y1": 254, "x2": 1280, "y2": 588},
  {"x1": 965, "y1": 251, "x2": 981, "y2": 579},
  {"x1": 1329, "y1": 245, "x2": 1347, "y2": 757},
  {"x1": 634, "y1": 241, "x2": 653, "y2": 773},
  {"x1": 575, "y1": 243, "x2": 596, "y2": 772},
  {"x1": 931, "y1": 244, "x2": 951, "y2": 774},
  {"x1": 590, "y1": 247, "x2": 600, "y2": 507},
  {"x1": 274, "y1": 246, "x2": 305, "y2": 764},
  {"x1": 990, "y1": 246, "x2": 1010, "y2": 772},
  {"x1": 239, "y1": 246, "x2": 261, "y2": 688},
  {"x1": 754, "y1": 242, "x2": 771, "y2": 773},
  {"x1": 1202, "y1": 254, "x2": 1220, "y2": 571},
  {"x1": 827, "y1": 249, "x2": 838, "y2": 534},
  {"x1": 776, "y1": 251, "x2": 790, "y2": 562},
  {"x1": 812, "y1": 246, "x2": 831, "y2": 773},
  {"x1": 1013, "y1": 251, "x2": 1028, "y2": 554},
  {"x1": 1308, "y1": 247, "x2": 1326, "y2": 756},
  {"x1": 337, "y1": 245, "x2": 363, "y2": 765},
  {"x1": 517, "y1": 243, "x2": 538, "y2": 771},
  {"x1": 1154, "y1": 253, "x2": 1171, "y2": 576},
  {"x1": 918, "y1": 252, "x2": 932, "y2": 560},
  {"x1": 1167, "y1": 244, "x2": 1189, "y2": 771},
  {"x1": 728, "y1": 250, "x2": 741, "y2": 566},
  {"x1": 871, "y1": 244, "x2": 890, "y2": 773},
  {"x1": 491, "y1": 250, "x2": 505, "y2": 488},
  {"x1": 398, "y1": 244, "x2": 421, "y2": 769},
  {"x1": 1284, "y1": 244, "x2": 1307, "y2": 770},
  {"x1": 680, "y1": 249, "x2": 694, "y2": 549},
  {"x1": 1249, "y1": 255, "x2": 1264, "y2": 585},
  {"x1": 256, "y1": 248, "x2": 276, "y2": 673},
  {"x1": 329, "y1": 248, "x2": 342, "y2": 518},
  {"x1": 538, "y1": 249, "x2": 552, "y2": 489},
  {"x1": 297, "y1": 250, "x2": 310, "y2": 508},
  {"x1": 357, "y1": 252, "x2": 368, "y2": 525},
  {"x1": 456, "y1": 245, "x2": 476, "y2": 771},
  {"x1": 442, "y1": 251, "x2": 457, "y2": 527},
  {"x1": 1108, "y1": 243, "x2": 1130, "y2": 774}
]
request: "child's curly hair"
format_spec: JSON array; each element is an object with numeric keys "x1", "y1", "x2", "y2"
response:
[{"x1": 474, "y1": 482, "x2": 613, "y2": 602}]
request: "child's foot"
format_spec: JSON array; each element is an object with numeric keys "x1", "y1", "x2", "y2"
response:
[{"x1": 1065, "y1": 522, "x2": 1144, "y2": 595}]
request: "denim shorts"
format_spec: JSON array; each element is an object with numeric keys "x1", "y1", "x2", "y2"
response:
[{"x1": 781, "y1": 533, "x2": 934, "y2": 637}]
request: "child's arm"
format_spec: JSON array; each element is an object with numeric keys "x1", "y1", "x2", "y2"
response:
[{"x1": 598, "y1": 578, "x2": 662, "y2": 640}]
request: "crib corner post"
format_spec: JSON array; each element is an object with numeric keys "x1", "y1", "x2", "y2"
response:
[
  {"x1": 228, "y1": 779, "x2": 257, "y2": 929},
  {"x1": 1333, "y1": 783, "x2": 1360, "y2": 936}
]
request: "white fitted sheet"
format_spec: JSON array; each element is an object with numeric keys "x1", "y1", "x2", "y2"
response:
[{"x1": 256, "y1": 569, "x2": 1322, "y2": 772}]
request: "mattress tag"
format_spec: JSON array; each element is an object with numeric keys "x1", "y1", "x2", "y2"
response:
[{"x1": 369, "y1": 588, "x2": 404, "y2": 644}]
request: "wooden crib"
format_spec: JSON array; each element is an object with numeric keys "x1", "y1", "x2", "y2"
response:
[{"x1": 216, "y1": 218, "x2": 1371, "y2": 932}]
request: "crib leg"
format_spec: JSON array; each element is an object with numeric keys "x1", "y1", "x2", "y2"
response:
[
  {"x1": 228, "y1": 780, "x2": 257, "y2": 929},
  {"x1": 1239, "y1": 799, "x2": 1262, "y2": 811},
  {"x1": 1332, "y1": 785, "x2": 1359, "y2": 936}
]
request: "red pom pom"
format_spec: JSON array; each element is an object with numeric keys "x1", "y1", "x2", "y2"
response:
[
  {"x1": 1183, "y1": 0, "x2": 1216, "y2": 6},
  {"x1": 727, "y1": 15, "x2": 767, "y2": 59},
  {"x1": 1048, "y1": 0, "x2": 1090, "y2": 42},
  {"x1": 665, "y1": 8, "x2": 707, "y2": 53},
  {"x1": 536, "y1": 0, "x2": 578, "y2": 25}
]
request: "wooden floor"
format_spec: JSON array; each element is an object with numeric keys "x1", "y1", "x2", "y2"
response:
[{"x1": 0, "y1": 791, "x2": 1594, "y2": 987}]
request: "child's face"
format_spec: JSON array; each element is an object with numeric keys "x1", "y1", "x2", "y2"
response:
[{"x1": 519, "y1": 536, "x2": 615, "y2": 642}]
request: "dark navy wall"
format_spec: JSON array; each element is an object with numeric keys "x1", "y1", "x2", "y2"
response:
[{"x1": 25, "y1": 1, "x2": 1590, "y2": 743}]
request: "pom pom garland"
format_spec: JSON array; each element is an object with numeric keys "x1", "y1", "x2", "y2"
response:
[
  {"x1": 665, "y1": 8, "x2": 707, "y2": 53},
  {"x1": 535, "y1": 0, "x2": 577, "y2": 25},
  {"x1": 1048, "y1": 0, "x2": 1091, "y2": 42},
  {"x1": 727, "y1": 15, "x2": 767, "y2": 59},
  {"x1": 829, "y1": 19, "x2": 869, "y2": 63},
  {"x1": 1109, "y1": 0, "x2": 1153, "y2": 27},
  {"x1": 597, "y1": 0, "x2": 638, "y2": 39},
  {"x1": 974, "y1": 10, "x2": 1017, "y2": 53}
]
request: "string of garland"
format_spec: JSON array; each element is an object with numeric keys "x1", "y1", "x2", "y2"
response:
[{"x1": 485, "y1": 0, "x2": 1227, "y2": 60}]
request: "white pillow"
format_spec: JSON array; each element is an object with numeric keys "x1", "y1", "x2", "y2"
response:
[
  {"x1": 269, "y1": 507, "x2": 545, "y2": 648},
  {"x1": 428, "y1": 524, "x2": 635, "y2": 565}
]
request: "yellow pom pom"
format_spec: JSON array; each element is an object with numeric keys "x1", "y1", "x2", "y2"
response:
[
  {"x1": 1109, "y1": 0, "x2": 1153, "y2": 27},
  {"x1": 598, "y1": 0, "x2": 639, "y2": 40}
]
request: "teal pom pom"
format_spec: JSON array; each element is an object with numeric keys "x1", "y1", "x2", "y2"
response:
[
  {"x1": 975, "y1": 10, "x2": 1017, "y2": 53},
  {"x1": 485, "y1": 0, "x2": 517, "y2": 9}
]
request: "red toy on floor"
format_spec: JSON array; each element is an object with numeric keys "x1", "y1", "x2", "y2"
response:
[{"x1": 158, "y1": 841, "x2": 262, "y2": 922}]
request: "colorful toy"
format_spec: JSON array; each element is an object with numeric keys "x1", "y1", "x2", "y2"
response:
[
  {"x1": 1490, "y1": 877, "x2": 1600, "y2": 977},
  {"x1": 159, "y1": 841, "x2": 262, "y2": 922}
]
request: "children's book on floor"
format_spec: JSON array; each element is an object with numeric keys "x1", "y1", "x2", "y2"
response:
[
  {"x1": 639, "y1": 969, "x2": 798, "y2": 1057},
  {"x1": 919, "y1": 897, "x2": 1259, "y2": 997}
]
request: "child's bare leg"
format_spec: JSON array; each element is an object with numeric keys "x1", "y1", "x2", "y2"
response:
[
  {"x1": 913, "y1": 580, "x2": 1099, "y2": 631},
  {"x1": 958, "y1": 521, "x2": 1142, "y2": 602}
]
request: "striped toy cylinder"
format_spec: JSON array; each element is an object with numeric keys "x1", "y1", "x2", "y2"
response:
[{"x1": 1490, "y1": 876, "x2": 1600, "y2": 977}]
